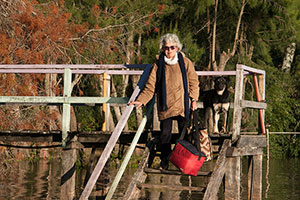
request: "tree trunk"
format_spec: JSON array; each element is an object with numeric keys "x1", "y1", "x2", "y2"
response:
[
  {"x1": 134, "y1": 33, "x2": 143, "y2": 126},
  {"x1": 211, "y1": 0, "x2": 218, "y2": 71},
  {"x1": 282, "y1": 43, "x2": 296, "y2": 73},
  {"x1": 45, "y1": 73, "x2": 62, "y2": 130},
  {"x1": 111, "y1": 78, "x2": 122, "y2": 124},
  {"x1": 211, "y1": 0, "x2": 246, "y2": 72}
]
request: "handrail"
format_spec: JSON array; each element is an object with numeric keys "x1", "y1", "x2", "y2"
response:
[
  {"x1": 0, "y1": 64, "x2": 150, "y2": 69},
  {"x1": 105, "y1": 98, "x2": 155, "y2": 200},
  {"x1": 79, "y1": 64, "x2": 153, "y2": 200}
]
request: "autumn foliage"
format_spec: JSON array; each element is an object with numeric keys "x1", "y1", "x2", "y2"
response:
[
  {"x1": 0, "y1": 0, "x2": 86, "y2": 130},
  {"x1": 0, "y1": 0, "x2": 164, "y2": 131}
]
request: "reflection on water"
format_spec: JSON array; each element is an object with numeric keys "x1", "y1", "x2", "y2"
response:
[
  {"x1": 0, "y1": 158, "x2": 61, "y2": 200},
  {"x1": 262, "y1": 158, "x2": 300, "y2": 200},
  {"x1": 0, "y1": 157, "x2": 299, "y2": 199}
]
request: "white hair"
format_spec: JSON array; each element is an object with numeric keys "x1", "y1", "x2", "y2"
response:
[{"x1": 158, "y1": 33, "x2": 182, "y2": 52}]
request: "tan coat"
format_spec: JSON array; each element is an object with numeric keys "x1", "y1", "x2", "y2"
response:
[{"x1": 136, "y1": 54, "x2": 199, "y2": 120}]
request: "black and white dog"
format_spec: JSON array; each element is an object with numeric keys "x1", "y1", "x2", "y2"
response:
[{"x1": 202, "y1": 76, "x2": 230, "y2": 134}]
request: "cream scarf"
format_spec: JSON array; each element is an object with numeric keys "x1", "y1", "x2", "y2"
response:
[{"x1": 164, "y1": 52, "x2": 178, "y2": 65}]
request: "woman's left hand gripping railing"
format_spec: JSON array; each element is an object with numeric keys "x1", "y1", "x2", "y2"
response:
[{"x1": 79, "y1": 64, "x2": 153, "y2": 200}]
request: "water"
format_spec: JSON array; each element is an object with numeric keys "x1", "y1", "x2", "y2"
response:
[
  {"x1": 262, "y1": 158, "x2": 300, "y2": 200},
  {"x1": 0, "y1": 157, "x2": 299, "y2": 199}
]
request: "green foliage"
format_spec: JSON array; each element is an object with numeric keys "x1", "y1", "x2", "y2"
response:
[
  {"x1": 75, "y1": 106, "x2": 103, "y2": 131},
  {"x1": 3, "y1": 0, "x2": 300, "y2": 158}
]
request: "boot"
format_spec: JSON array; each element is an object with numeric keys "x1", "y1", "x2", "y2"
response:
[{"x1": 160, "y1": 143, "x2": 171, "y2": 170}]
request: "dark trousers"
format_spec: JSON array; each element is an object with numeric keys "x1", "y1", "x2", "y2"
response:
[
  {"x1": 159, "y1": 115, "x2": 187, "y2": 169},
  {"x1": 160, "y1": 115, "x2": 187, "y2": 144}
]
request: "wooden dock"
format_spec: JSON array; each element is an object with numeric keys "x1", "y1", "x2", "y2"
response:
[{"x1": 0, "y1": 64, "x2": 267, "y2": 200}]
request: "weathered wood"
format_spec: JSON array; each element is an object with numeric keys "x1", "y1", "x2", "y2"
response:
[
  {"x1": 102, "y1": 73, "x2": 111, "y2": 131},
  {"x1": 239, "y1": 64, "x2": 265, "y2": 75},
  {"x1": 122, "y1": 148, "x2": 150, "y2": 200},
  {"x1": 144, "y1": 168, "x2": 212, "y2": 176},
  {"x1": 196, "y1": 70, "x2": 249, "y2": 76},
  {"x1": 225, "y1": 157, "x2": 241, "y2": 200},
  {"x1": 0, "y1": 96, "x2": 129, "y2": 105},
  {"x1": 236, "y1": 135, "x2": 267, "y2": 148},
  {"x1": 0, "y1": 64, "x2": 150, "y2": 69},
  {"x1": 232, "y1": 65, "x2": 244, "y2": 141},
  {"x1": 203, "y1": 139, "x2": 231, "y2": 200},
  {"x1": 258, "y1": 74, "x2": 266, "y2": 134},
  {"x1": 137, "y1": 183, "x2": 205, "y2": 192},
  {"x1": 248, "y1": 155, "x2": 263, "y2": 200},
  {"x1": 226, "y1": 147, "x2": 264, "y2": 157},
  {"x1": 253, "y1": 74, "x2": 266, "y2": 134},
  {"x1": 79, "y1": 99, "x2": 136, "y2": 200},
  {"x1": 62, "y1": 68, "x2": 72, "y2": 147},
  {"x1": 105, "y1": 99, "x2": 154, "y2": 200},
  {"x1": 79, "y1": 64, "x2": 153, "y2": 200},
  {"x1": 241, "y1": 100, "x2": 267, "y2": 109},
  {"x1": 60, "y1": 139, "x2": 78, "y2": 200}
]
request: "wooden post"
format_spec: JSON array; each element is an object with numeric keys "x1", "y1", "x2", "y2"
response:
[
  {"x1": 225, "y1": 157, "x2": 241, "y2": 200},
  {"x1": 62, "y1": 68, "x2": 72, "y2": 147},
  {"x1": 102, "y1": 73, "x2": 111, "y2": 131},
  {"x1": 253, "y1": 74, "x2": 265, "y2": 134},
  {"x1": 248, "y1": 155, "x2": 263, "y2": 200},
  {"x1": 224, "y1": 64, "x2": 244, "y2": 200},
  {"x1": 60, "y1": 137, "x2": 82, "y2": 200},
  {"x1": 232, "y1": 65, "x2": 244, "y2": 142},
  {"x1": 203, "y1": 139, "x2": 231, "y2": 200},
  {"x1": 259, "y1": 74, "x2": 265, "y2": 134}
]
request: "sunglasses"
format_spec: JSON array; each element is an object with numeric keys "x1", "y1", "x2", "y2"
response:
[{"x1": 164, "y1": 45, "x2": 176, "y2": 51}]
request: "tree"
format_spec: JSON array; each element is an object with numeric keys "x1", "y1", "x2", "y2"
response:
[{"x1": 0, "y1": 0, "x2": 85, "y2": 130}]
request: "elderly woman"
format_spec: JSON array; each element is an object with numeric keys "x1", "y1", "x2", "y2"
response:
[{"x1": 130, "y1": 33, "x2": 199, "y2": 170}]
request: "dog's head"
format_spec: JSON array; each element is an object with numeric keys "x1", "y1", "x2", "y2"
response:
[{"x1": 214, "y1": 76, "x2": 228, "y2": 91}]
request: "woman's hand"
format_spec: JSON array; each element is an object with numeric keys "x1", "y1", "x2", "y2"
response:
[
  {"x1": 191, "y1": 100, "x2": 197, "y2": 111},
  {"x1": 128, "y1": 101, "x2": 143, "y2": 108}
]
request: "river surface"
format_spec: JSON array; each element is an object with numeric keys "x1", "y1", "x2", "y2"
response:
[{"x1": 0, "y1": 157, "x2": 299, "y2": 199}]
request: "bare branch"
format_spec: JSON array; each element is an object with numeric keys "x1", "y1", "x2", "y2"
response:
[
  {"x1": 231, "y1": 0, "x2": 247, "y2": 57},
  {"x1": 70, "y1": 11, "x2": 158, "y2": 41}
]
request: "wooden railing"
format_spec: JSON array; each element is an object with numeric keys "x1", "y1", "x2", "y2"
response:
[{"x1": 0, "y1": 64, "x2": 267, "y2": 200}]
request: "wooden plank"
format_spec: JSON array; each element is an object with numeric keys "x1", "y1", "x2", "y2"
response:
[
  {"x1": 144, "y1": 168, "x2": 212, "y2": 176},
  {"x1": 226, "y1": 147, "x2": 264, "y2": 157},
  {"x1": 236, "y1": 135, "x2": 266, "y2": 148},
  {"x1": 241, "y1": 100, "x2": 267, "y2": 109},
  {"x1": 0, "y1": 64, "x2": 150, "y2": 69},
  {"x1": 122, "y1": 148, "x2": 150, "y2": 200},
  {"x1": 0, "y1": 96, "x2": 129, "y2": 105},
  {"x1": 232, "y1": 65, "x2": 244, "y2": 141},
  {"x1": 225, "y1": 157, "x2": 241, "y2": 200},
  {"x1": 137, "y1": 183, "x2": 205, "y2": 192},
  {"x1": 79, "y1": 64, "x2": 153, "y2": 200},
  {"x1": 102, "y1": 73, "x2": 110, "y2": 131},
  {"x1": 258, "y1": 74, "x2": 266, "y2": 134},
  {"x1": 248, "y1": 155, "x2": 263, "y2": 200},
  {"x1": 203, "y1": 139, "x2": 231, "y2": 200},
  {"x1": 0, "y1": 134, "x2": 53, "y2": 142},
  {"x1": 238, "y1": 64, "x2": 265, "y2": 75},
  {"x1": 62, "y1": 68, "x2": 72, "y2": 147},
  {"x1": 105, "y1": 99, "x2": 154, "y2": 200},
  {"x1": 195, "y1": 70, "x2": 250, "y2": 76},
  {"x1": 253, "y1": 74, "x2": 266, "y2": 134},
  {"x1": 79, "y1": 96, "x2": 136, "y2": 200}
]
